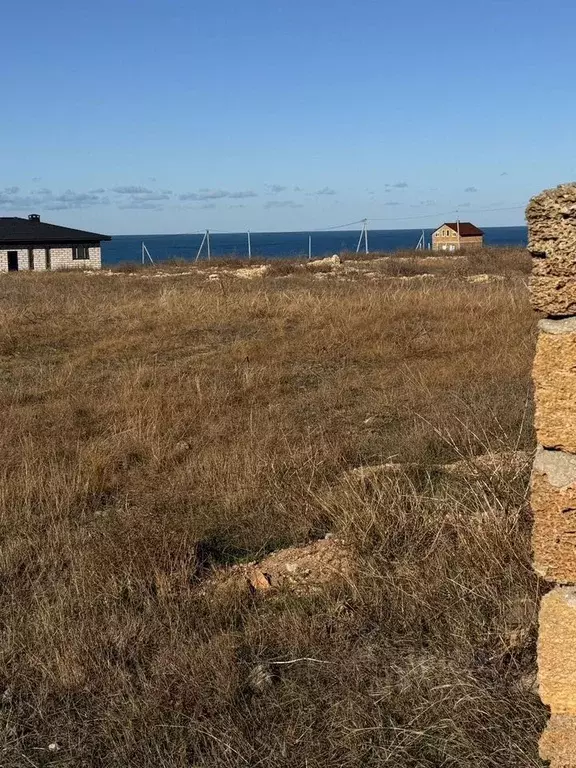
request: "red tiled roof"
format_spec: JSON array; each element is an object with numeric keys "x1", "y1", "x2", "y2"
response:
[{"x1": 443, "y1": 222, "x2": 484, "y2": 237}]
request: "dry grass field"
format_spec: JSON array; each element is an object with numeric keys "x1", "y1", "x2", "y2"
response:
[{"x1": 0, "y1": 248, "x2": 546, "y2": 767}]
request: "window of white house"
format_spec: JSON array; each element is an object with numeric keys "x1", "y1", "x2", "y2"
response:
[{"x1": 72, "y1": 246, "x2": 90, "y2": 260}]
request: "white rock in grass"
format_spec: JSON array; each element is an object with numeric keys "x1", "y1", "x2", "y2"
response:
[{"x1": 308, "y1": 255, "x2": 341, "y2": 270}]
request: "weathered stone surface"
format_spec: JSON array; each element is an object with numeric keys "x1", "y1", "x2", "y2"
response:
[
  {"x1": 538, "y1": 587, "x2": 576, "y2": 714},
  {"x1": 540, "y1": 715, "x2": 576, "y2": 767},
  {"x1": 533, "y1": 330, "x2": 576, "y2": 451},
  {"x1": 527, "y1": 183, "x2": 576, "y2": 262},
  {"x1": 533, "y1": 257, "x2": 576, "y2": 279},
  {"x1": 530, "y1": 275, "x2": 576, "y2": 316},
  {"x1": 534, "y1": 446, "x2": 576, "y2": 487},
  {"x1": 539, "y1": 317, "x2": 576, "y2": 335},
  {"x1": 532, "y1": 449, "x2": 576, "y2": 583}
]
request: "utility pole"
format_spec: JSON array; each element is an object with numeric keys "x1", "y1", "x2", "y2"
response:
[
  {"x1": 456, "y1": 210, "x2": 461, "y2": 251},
  {"x1": 206, "y1": 229, "x2": 211, "y2": 260},
  {"x1": 308, "y1": 235, "x2": 312, "y2": 260},
  {"x1": 141, "y1": 242, "x2": 154, "y2": 265},
  {"x1": 247, "y1": 230, "x2": 252, "y2": 259},
  {"x1": 356, "y1": 222, "x2": 364, "y2": 253},
  {"x1": 356, "y1": 219, "x2": 369, "y2": 254},
  {"x1": 195, "y1": 231, "x2": 207, "y2": 262}
]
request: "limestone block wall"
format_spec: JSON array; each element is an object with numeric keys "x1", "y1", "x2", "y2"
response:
[
  {"x1": 431, "y1": 235, "x2": 484, "y2": 250},
  {"x1": 527, "y1": 183, "x2": 576, "y2": 766},
  {"x1": 46, "y1": 246, "x2": 101, "y2": 271},
  {"x1": 0, "y1": 245, "x2": 101, "y2": 272}
]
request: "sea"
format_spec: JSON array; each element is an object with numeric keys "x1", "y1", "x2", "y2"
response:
[{"x1": 101, "y1": 226, "x2": 528, "y2": 266}]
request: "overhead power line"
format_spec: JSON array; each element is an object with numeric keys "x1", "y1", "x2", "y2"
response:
[{"x1": 368, "y1": 204, "x2": 525, "y2": 224}]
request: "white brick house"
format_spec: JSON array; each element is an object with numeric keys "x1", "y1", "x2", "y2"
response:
[{"x1": 0, "y1": 214, "x2": 110, "y2": 272}]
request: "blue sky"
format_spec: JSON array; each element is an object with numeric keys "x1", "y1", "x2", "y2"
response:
[{"x1": 2, "y1": 0, "x2": 575, "y2": 234}]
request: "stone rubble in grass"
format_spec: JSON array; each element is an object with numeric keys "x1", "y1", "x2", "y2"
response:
[
  {"x1": 203, "y1": 536, "x2": 353, "y2": 598},
  {"x1": 232, "y1": 265, "x2": 270, "y2": 279},
  {"x1": 307, "y1": 254, "x2": 341, "y2": 270},
  {"x1": 465, "y1": 273, "x2": 506, "y2": 283},
  {"x1": 347, "y1": 450, "x2": 531, "y2": 483}
]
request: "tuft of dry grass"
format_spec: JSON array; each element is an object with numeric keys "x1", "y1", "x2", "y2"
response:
[
  {"x1": 341, "y1": 246, "x2": 531, "y2": 277},
  {"x1": 0, "y1": 261, "x2": 545, "y2": 766}
]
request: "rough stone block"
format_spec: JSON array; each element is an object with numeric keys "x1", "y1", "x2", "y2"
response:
[
  {"x1": 527, "y1": 183, "x2": 576, "y2": 263},
  {"x1": 530, "y1": 276, "x2": 576, "y2": 316},
  {"x1": 532, "y1": 448, "x2": 576, "y2": 583},
  {"x1": 533, "y1": 326, "x2": 576, "y2": 452},
  {"x1": 538, "y1": 587, "x2": 576, "y2": 714},
  {"x1": 533, "y1": 257, "x2": 576, "y2": 279},
  {"x1": 540, "y1": 715, "x2": 576, "y2": 767}
]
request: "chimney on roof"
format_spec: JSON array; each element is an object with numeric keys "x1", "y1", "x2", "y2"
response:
[{"x1": 28, "y1": 214, "x2": 40, "y2": 222}]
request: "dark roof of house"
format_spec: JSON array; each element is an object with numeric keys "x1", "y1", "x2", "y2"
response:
[
  {"x1": 0, "y1": 216, "x2": 111, "y2": 245},
  {"x1": 442, "y1": 222, "x2": 484, "y2": 237}
]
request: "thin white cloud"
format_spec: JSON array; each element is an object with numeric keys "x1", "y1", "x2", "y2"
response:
[
  {"x1": 264, "y1": 200, "x2": 303, "y2": 209},
  {"x1": 0, "y1": 187, "x2": 109, "y2": 210},
  {"x1": 179, "y1": 188, "x2": 257, "y2": 201},
  {"x1": 131, "y1": 192, "x2": 171, "y2": 202},
  {"x1": 112, "y1": 185, "x2": 154, "y2": 194},
  {"x1": 118, "y1": 201, "x2": 163, "y2": 210}
]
